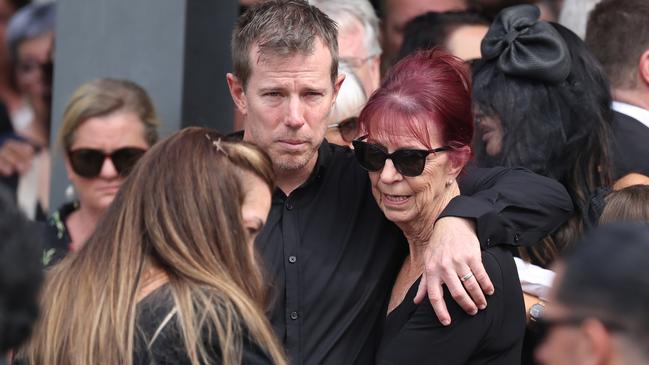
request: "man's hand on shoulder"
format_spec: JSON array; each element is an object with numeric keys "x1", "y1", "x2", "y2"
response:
[{"x1": 414, "y1": 216, "x2": 494, "y2": 326}]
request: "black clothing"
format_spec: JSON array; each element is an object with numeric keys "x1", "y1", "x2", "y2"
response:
[
  {"x1": 0, "y1": 102, "x2": 18, "y2": 198},
  {"x1": 134, "y1": 285, "x2": 273, "y2": 365},
  {"x1": 611, "y1": 110, "x2": 649, "y2": 179},
  {"x1": 376, "y1": 247, "x2": 525, "y2": 365},
  {"x1": 255, "y1": 140, "x2": 572, "y2": 365},
  {"x1": 41, "y1": 202, "x2": 76, "y2": 267}
]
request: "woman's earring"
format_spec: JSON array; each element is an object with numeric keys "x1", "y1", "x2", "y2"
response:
[{"x1": 65, "y1": 184, "x2": 76, "y2": 202}]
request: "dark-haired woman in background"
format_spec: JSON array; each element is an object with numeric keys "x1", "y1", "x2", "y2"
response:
[
  {"x1": 355, "y1": 48, "x2": 525, "y2": 364},
  {"x1": 472, "y1": 4, "x2": 612, "y2": 266},
  {"x1": 18, "y1": 128, "x2": 286, "y2": 364}
]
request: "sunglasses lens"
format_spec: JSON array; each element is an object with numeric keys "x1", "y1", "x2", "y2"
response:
[
  {"x1": 68, "y1": 149, "x2": 105, "y2": 178},
  {"x1": 392, "y1": 150, "x2": 428, "y2": 177},
  {"x1": 338, "y1": 117, "x2": 359, "y2": 142},
  {"x1": 353, "y1": 141, "x2": 387, "y2": 171},
  {"x1": 112, "y1": 148, "x2": 146, "y2": 177}
]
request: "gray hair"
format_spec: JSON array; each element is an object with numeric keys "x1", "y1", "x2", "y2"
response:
[
  {"x1": 329, "y1": 61, "x2": 367, "y2": 124},
  {"x1": 309, "y1": 0, "x2": 382, "y2": 58},
  {"x1": 232, "y1": 0, "x2": 339, "y2": 88},
  {"x1": 6, "y1": 2, "x2": 56, "y2": 61}
]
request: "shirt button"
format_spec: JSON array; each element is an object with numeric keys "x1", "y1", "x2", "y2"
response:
[
  {"x1": 290, "y1": 311, "x2": 299, "y2": 320},
  {"x1": 486, "y1": 237, "x2": 492, "y2": 246},
  {"x1": 514, "y1": 233, "x2": 521, "y2": 242},
  {"x1": 288, "y1": 255, "x2": 297, "y2": 263},
  {"x1": 285, "y1": 201, "x2": 294, "y2": 210}
]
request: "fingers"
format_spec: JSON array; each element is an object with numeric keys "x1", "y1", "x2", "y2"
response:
[
  {"x1": 427, "y1": 279, "x2": 451, "y2": 326},
  {"x1": 443, "y1": 267, "x2": 478, "y2": 317},
  {"x1": 0, "y1": 140, "x2": 35, "y2": 176},
  {"x1": 469, "y1": 256, "x2": 494, "y2": 297},
  {"x1": 461, "y1": 270, "x2": 487, "y2": 311},
  {"x1": 413, "y1": 272, "x2": 427, "y2": 304}
]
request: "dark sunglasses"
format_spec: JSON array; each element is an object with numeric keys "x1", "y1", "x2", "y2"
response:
[
  {"x1": 68, "y1": 147, "x2": 147, "y2": 178},
  {"x1": 328, "y1": 116, "x2": 359, "y2": 143},
  {"x1": 531, "y1": 316, "x2": 625, "y2": 341},
  {"x1": 352, "y1": 135, "x2": 452, "y2": 177}
]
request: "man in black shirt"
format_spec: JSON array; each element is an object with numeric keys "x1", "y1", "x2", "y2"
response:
[{"x1": 226, "y1": 1, "x2": 573, "y2": 363}]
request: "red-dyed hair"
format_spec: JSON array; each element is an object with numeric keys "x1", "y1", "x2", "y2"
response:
[{"x1": 358, "y1": 48, "x2": 473, "y2": 168}]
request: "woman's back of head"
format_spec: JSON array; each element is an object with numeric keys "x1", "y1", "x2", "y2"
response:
[
  {"x1": 600, "y1": 185, "x2": 649, "y2": 225},
  {"x1": 471, "y1": 5, "x2": 613, "y2": 265},
  {"x1": 20, "y1": 127, "x2": 285, "y2": 365},
  {"x1": 472, "y1": 5, "x2": 611, "y2": 208}
]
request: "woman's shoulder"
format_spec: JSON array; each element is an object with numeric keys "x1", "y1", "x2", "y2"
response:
[{"x1": 41, "y1": 202, "x2": 78, "y2": 267}]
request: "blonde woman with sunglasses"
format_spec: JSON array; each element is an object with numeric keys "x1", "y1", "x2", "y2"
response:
[{"x1": 42, "y1": 78, "x2": 159, "y2": 266}]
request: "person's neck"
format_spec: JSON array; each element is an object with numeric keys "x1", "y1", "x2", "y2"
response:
[
  {"x1": 275, "y1": 153, "x2": 319, "y2": 196},
  {"x1": 397, "y1": 182, "x2": 460, "y2": 267},
  {"x1": 613, "y1": 88, "x2": 649, "y2": 111},
  {"x1": 67, "y1": 205, "x2": 104, "y2": 251}
]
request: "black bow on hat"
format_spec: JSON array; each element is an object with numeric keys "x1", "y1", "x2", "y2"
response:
[{"x1": 481, "y1": 4, "x2": 571, "y2": 83}]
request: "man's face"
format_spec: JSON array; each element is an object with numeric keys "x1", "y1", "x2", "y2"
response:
[
  {"x1": 382, "y1": 0, "x2": 467, "y2": 64},
  {"x1": 228, "y1": 38, "x2": 344, "y2": 175},
  {"x1": 536, "y1": 266, "x2": 604, "y2": 365},
  {"x1": 338, "y1": 17, "x2": 380, "y2": 96}
]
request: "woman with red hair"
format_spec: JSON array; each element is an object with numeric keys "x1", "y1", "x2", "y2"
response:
[{"x1": 353, "y1": 49, "x2": 525, "y2": 364}]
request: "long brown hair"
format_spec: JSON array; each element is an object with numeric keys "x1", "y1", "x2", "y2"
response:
[{"x1": 20, "y1": 127, "x2": 285, "y2": 365}]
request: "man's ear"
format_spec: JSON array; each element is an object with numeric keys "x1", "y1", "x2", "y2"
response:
[
  {"x1": 639, "y1": 49, "x2": 649, "y2": 88},
  {"x1": 369, "y1": 55, "x2": 381, "y2": 94},
  {"x1": 579, "y1": 319, "x2": 614, "y2": 365},
  {"x1": 226, "y1": 73, "x2": 248, "y2": 115},
  {"x1": 331, "y1": 72, "x2": 346, "y2": 106}
]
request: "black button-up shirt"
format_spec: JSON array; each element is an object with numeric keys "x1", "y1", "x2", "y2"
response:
[{"x1": 254, "y1": 141, "x2": 572, "y2": 365}]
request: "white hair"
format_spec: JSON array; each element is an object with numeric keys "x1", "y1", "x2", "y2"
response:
[
  {"x1": 309, "y1": 0, "x2": 382, "y2": 57},
  {"x1": 329, "y1": 61, "x2": 367, "y2": 124},
  {"x1": 558, "y1": 0, "x2": 603, "y2": 39}
]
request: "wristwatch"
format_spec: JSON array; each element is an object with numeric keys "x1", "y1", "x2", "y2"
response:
[{"x1": 529, "y1": 301, "x2": 545, "y2": 322}]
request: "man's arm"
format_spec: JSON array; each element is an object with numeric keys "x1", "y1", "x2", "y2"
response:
[{"x1": 415, "y1": 166, "x2": 573, "y2": 325}]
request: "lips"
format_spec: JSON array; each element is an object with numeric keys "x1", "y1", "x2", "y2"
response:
[
  {"x1": 277, "y1": 139, "x2": 308, "y2": 152},
  {"x1": 383, "y1": 193, "x2": 412, "y2": 206}
]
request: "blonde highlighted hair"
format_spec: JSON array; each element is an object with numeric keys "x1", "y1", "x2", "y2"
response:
[
  {"x1": 57, "y1": 78, "x2": 160, "y2": 151},
  {"x1": 20, "y1": 127, "x2": 285, "y2": 365}
]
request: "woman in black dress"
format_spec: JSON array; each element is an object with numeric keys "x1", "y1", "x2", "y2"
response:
[
  {"x1": 353, "y1": 49, "x2": 525, "y2": 364},
  {"x1": 18, "y1": 128, "x2": 286, "y2": 365}
]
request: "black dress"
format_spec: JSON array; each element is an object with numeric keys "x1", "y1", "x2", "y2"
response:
[
  {"x1": 134, "y1": 285, "x2": 275, "y2": 365},
  {"x1": 376, "y1": 247, "x2": 525, "y2": 365}
]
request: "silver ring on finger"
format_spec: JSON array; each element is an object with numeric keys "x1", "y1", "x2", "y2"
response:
[{"x1": 460, "y1": 272, "x2": 474, "y2": 283}]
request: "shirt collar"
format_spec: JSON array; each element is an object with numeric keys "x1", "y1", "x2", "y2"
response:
[{"x1": 612, "y1": 101, "x2": 649, "y2": 129}]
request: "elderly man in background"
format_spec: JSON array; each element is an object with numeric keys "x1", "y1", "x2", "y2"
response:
[
  {"x1": 310, "y1": 0, "x2": 382, "y2": 97},
  {"x1": 536, "y1": 223, "x2": 649, "y2": 365},
  {"x1": 586, "y1": 0, "x2": 649, "y2": 186}
]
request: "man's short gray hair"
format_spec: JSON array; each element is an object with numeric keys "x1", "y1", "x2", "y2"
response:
[{"x1": 309, "y1": 0, "x2": 382, "y2": 58}]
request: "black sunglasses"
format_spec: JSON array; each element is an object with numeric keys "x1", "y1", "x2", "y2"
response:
[
  {"x1": 328, "y1": 116, "x2": 359, "y2": 143},
  {"x1": 68, "y1": 147, "x2": 147, "y2": 178},
  {"x1": 352, "y1": 135, "x2": 452, "y2": 177}
]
